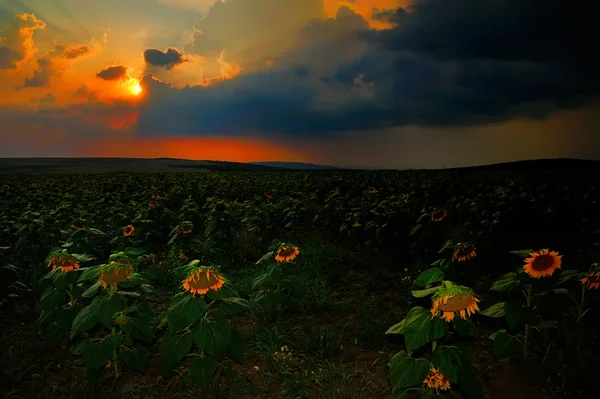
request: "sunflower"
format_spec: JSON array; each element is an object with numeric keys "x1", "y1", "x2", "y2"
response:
[
  {"x1": 123, "y1": 225, "x2": 135, "y2": 236},
  {"x1": 182, "y1": 266, "x2": 225, "y2": 296},
  {"x1": 152, "y1": 193, "x2": 160, "y2": 199},
  {"x1": 148, "y1": 200, "x2": 159, "y2": 207},
  {"x1": 98, "y1": 263, "x2": 133, "y2": 288},
  {"x1": 2, "y1": 184, "x2": 9, "y2": 190},
  {"x1": 430, "y1": 285, "x2": 480, "y2": 322},
  {"x1": 581, "y1": 271, "x2": 600, "y2": 290},
  {"x1": 453, "y1": 243, "x2": 476, "y2": 262},
  {"x1": 265, "y1": 193, "x2": 273, "y2": 199},
  {"x1": 275, "y1": 246, "x2": 300, "y2": 262},
  {"x1": 71, "y1": 219, "x2": 86, "y2": 230},
  {"x1": 179, "y1": 252, "x2": 188, "y2": 262},
  {"x1": 431, "y1": 209, "x2": 447, "y2": 222},
  {"x1": 47, "y1": 254, "x2": 80, "y2": 272},
  {"x1": 114, "y1": 315, "x2": 129, "y2": 325},
  {"x1": 423, "y1": 368, "x2": 451, "y2": 390},
  {"x1": 523, "y1": 249, "x2": 562, "y2": 279},
  {"x1": 178, "y1": 227, "x2": 192, "y2": 235}
]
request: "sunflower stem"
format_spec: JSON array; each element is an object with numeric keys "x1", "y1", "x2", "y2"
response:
[
  {"x1": 576, "y1": 287, "x2": 586, "y2": 322},
  {"x1": 112, "y1": 327, "x2": 119, "y2": 379},
  {"x1": 523, "y1": 284, "x2": 532, "y2": 359}
]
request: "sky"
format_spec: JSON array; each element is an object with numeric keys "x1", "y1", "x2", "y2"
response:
[{"x1": 0, "y1": 0, "x2": 598, "y2": 169}]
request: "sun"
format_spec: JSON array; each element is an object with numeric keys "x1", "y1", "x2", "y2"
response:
[{"x1": 132, "y1": 83, "x2": 142, "y2": 95}]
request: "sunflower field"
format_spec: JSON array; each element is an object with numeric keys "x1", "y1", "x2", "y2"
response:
[{"x1": 0, "y1": 169, "x2": 599, "y2": 399}]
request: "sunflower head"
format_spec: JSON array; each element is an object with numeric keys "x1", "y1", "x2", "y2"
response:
[
  {"x1": 581, "y1": 270, "x2": 600, "y2": 290},
  {"x1": 423, "y1": 367, "x2": 451, "y2": 390},
  {"x1": 71, "y1": 219, "x2": 86, "y2": 230},
  {"x1": 114, "y1": 314, "x2": 129, "y2": 325},
  {"x1": 123, "y1": 225, "x2": 135, "y2": 236},
  {"x1": 98, "y1": 262, "x2": 133, "y2": 288},
  {"x1": 453, "y1": 243, "x2": 476, "y2": 262},
  {"x1": 431, "y1": 209, "x2": 447, "y2": 222},
  {"x1": 47, "y1": 252, "x2": 81, "y2": 272},
  {"x1": 148, "y1": 200, "x2": 159, "y2": 207},
  {"x1": 152, "y1": 193, "x2": 160, "y2": 199},
  {"x1": 2, "y1": 184, "x2": 10, "y2": 190},
  {"x1": 182, "y1": 265, "x2": 225, "y2": 296},
  {"x1": 523, "y1": 249, "x2": 562, "y2": 279},
  {"x1": 275, "y1": 246, "x2": 300, "y2": 262},
  {"x1": 431, "y1": 284, "x2": 480, "y2": 322}
]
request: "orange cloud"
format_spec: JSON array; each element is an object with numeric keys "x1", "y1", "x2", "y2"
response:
[
  {"x1": 0, "y1": 13, "x2": 46, "y2": 69},
  {"x1": 78, "y1": 136, "x2": 312, "y2": 162},
  {"x1": 323, "y1": 0, "x2": 409, "y2": 29}
]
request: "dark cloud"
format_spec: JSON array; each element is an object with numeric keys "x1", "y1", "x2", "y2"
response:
[
  {"x1": 132, "y1": 0, "x2": 600, "y2": 137},
  {"x1": 143, "y1": 47, "x2": 187, "y2": 69},
  {"x1": 96, "y1": 65, "x2": 130, "y2": 81}
]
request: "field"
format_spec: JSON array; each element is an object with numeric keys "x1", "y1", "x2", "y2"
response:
[{"x1": 1, "y1": 165, "x2": 599, "y2": 399}]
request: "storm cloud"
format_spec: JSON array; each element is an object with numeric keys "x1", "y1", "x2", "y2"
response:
[{"x1": 143, "y1": 47, "x2": 187, "y2": 69}]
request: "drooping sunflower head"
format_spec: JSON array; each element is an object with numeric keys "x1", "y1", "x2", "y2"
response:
[
  {"x1": 2, "y1": 184, "x2": 10, "y2": 190},
  {"x1": 98, "y1": 262, "x2": 133, "y2": 289},
  {"x1": 152, "y1": 193, "x2": 160, "y2": 199},
  {"x1": 148, "y1": 200, "x2": 159, "y2": 207},
  {"x1": 523, "y1": 249, "x2": 562, "y2": 279},
  {"x1": 123, "y1": 225, "x2": 134, "y2": 236},
  {"x1": 47, "y1": 251, "x2": 81, "y2": 272},
  {"x1": 581, "y1": 271, "x2": 600, "y2": 290},
  {"x1": 181, "y1": 265, "x2": 225, "y2": 296},
  {"x1": 431, "y1": 209, "x2": 447, "y2": 222},
  {"x1": 71, "y1": 219, "x2": 86, "y2": 230},
  {"x1": 431, "y1": 284, "x2": 480, "y2": 322},
  {"x1": 275, "y1": 245, "x2": 300, "y2": 262},
  {"x1": 453, "y1": 243, "x2": 476, "y2": 262},
  {"x1": 177, "y1": 221, "x2": 193, "y2": 235},
  {"x1": 423, "y1": 367, "x2": 451, "y2": 391}
]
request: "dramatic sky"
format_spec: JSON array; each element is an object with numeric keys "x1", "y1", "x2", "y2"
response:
[{"x1": 1, "y1": 0, "x2": 598, "y2": 168}]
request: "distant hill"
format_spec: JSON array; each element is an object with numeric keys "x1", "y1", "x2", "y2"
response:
[
  {"x1": 249, "y1": 162, "x2": 339, "y2": 170},
  {"x1": 446, "y1": 158, "x2": 600, "y2": 172}
]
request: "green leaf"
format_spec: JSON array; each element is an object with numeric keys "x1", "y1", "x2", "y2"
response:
[
  {"x1": 558, "y1": 269, "x2": 582, "y2": 285},
  {"x1": 82, "y1": 337, "x2": 117, "y2": 371},
  {"x1": 40, "y1": 287, "x2": 66, "y2": 310},
  {"x1": 504, "y1": 301, "x2": 528, "y2": 330},
  {"x1": 192, "y1": 313, "x2": 231, "y2": 357},
  {"x1": 216, "y1": 297, "x2": 249, "y2": 316},
  {"x1": 432, "y1": 345, "x2": 471, "y2": 382},
  {"x1": 414, "y1": 268, "x2": 444, "y2": 287},
  {"x1": 492, "y1": 331, "x2": 519, "y2": 361},
  {"x1": 456, "y1": 364, "x2": 484, "y2": 399},
  {"x1": 91, "y1": 294, "x2": 126, "y2": 328},
  {"x1": 225, "y1": 328, "x2": 244, "y2": 364},
  {"x1": 167, "y1": 295, "x2": 208, "y2": 332},
  {"x1": 388, "y1": 350, "x2": 431, "y2": 392},
  {"x1": 206, "y1": 283, "x2": 239, "y2": 301},
  {"x1": 255, "y1": 290, "x2": 283, "y2": 311},
  {"x1": 71, "y1": 305, "x2": 99, "y2": 339},
  {"x1": 160, "y1": 331, "x2": 193, "y2": 370},
  {"x1": 452, "y1": 318, "x2": 476, "y2": 338},
  {"x1": 480, "y1": 302, "x2": 506, "y2": 318},
  {"x1": 77, "y1": 266, "x2": 103, "y2": 282},
  {"x1": 123, "y1": 247, "x2": 146, "y2": 256},
  {"x1": 411, "y1": 286, "x2": 442, "y2": 298},
  {"x1": 119, "y1": 346, "x2": 150, "y2": 372},
  {"x1": 190, "y1": 355, "x2": 218, "y2": 387},
  {"x1": 508, "y1": 249, "x2": 534, "y2": 258},
  {"x1": 438, "y1": 239, "x2": 454, "y2": 253},
  {"x1": 252, "y1": 263, "x2": 281, "y2": 289},
  {"x1": 81, "y1": 283, "x2": 101, "y2": 299},
  {"x1": 490, "y1": 272, "x2": 520, "y2": 292},
  {"x1": 385, "y1": 319, "x2": 406, "y2": 335},
  {"x1": 121, "y1": 315, "x2": 153, "y2": 343},
  {"x1": 255, "y1": 251, "x2": 274, "y2": 265},
  {"x1": 404, "y1": 306, "x2": 448, "y2": 352},
  {"x1": 409, "y1": 224, "x2": 422, "y2": 236}
]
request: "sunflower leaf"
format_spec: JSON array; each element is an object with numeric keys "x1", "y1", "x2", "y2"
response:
[
  {"x1": 508, "y1": 249, "x2": 534, "y2": 258},
  {"x1": 192, "y1": 312, "x2": 231, "y2": 357},
  {"x1": 411, "y1": 286, "x2": 442, "y2": 298},
  {"x1": 167, "y1": 295, "x2": 208, "y2": 332},
  {"x1": 414, "y1": 268, "x2": 444, "y2": 287},
  {"x1": 388, "y1": 350, "x2": 431, "y2": 392},
  {"x1": 404, "y1": 306, "x2": 448, "y2": 352},
  {"x1": 492, "y1": 331, "x2": 519, "y2": 361},
  {"x1": 190, "y1": 355, "x2": 218, "y2": 388},
  {"x1": 480, "y1": 302, "x2": 506, "y2": 318},
  {"x1": 71, "y1": 305, "x2": 99, "y2": 339},
  {"x1": 160, "y1": 331, "x2": 193, "y2": 371},
  {"x1": 225, "y1": 328, "x2": 244, "y2": 364},
  {"x1": 385, "y1": 318, "x2": 406, "y2": 335},
  {"x1": 432, "y1": 344, "x2": 471, "y2": 382},
  {"x1": 489, "y1": 272, "x2": 520, "y2": 292},
  {"x1": 119, "y1": 346, "x2": 150, "y2": 372}
]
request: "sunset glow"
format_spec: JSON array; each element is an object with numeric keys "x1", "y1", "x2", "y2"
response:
[{"x1": 0, "y1": 0, "x2": 597, "y2": 167}]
